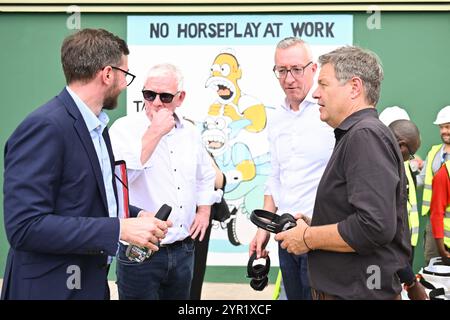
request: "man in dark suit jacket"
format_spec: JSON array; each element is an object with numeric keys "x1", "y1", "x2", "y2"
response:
[{"x1": 1, "y1": 28, "x2": 171, "y2": 300}]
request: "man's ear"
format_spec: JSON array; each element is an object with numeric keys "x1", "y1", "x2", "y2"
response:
[
  {"x1": 349, "y1": 76, "x2": 363, "y2": 100},
  {"x1": 398, "y1": 139, "x2": 407, "y2": 149},
  {"x1": 310, "y1": 62, "x2": 318, "y2": 74},
  {"x1": 177, "y1": 91, "x2": 186, "y2": 106},
  {"x1": 101, "y1": 66, "x2": 112, "y2": 84}
]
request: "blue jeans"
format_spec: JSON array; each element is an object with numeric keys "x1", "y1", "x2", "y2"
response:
[
  {"x1": 116, "y1": 238, "x2": 195, "y2": 300},
  {"x1": 278, "y1": 243, "x2": 312, "y2": 300}
]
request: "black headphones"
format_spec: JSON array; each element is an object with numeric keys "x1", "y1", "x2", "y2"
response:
[
  {"x1": 247, "y1": 252, "x2": 271, "y2": 291},
  {"x1": 250, "y1": 209, "x2": 297, "y2": 233}
]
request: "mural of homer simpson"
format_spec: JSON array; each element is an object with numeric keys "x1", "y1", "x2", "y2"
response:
[
  {"x1": 205, "y1": 51, "x2": 266, "y2": 133},
  {"x1": 203, "y1": 50, "x2": 271, "y2": 246}
]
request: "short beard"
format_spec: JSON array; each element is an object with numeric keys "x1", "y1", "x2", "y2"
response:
[
  {"x1": 441, "y1": 134, "x2": 450, "y2": 145},
  {"x1": 103, "y1": 81, "x2": 120, "y2": 110}
]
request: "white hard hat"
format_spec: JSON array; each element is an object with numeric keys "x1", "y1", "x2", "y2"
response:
[
  {"x1": 379, "y1": 106, "x2": 410, "y2": 126},
  {"x1": 433, "y1": 105, "x2": 450, "y2": 125},
  {"x1": 419, "y1": 257, "x2": 450, "y2": 292}
]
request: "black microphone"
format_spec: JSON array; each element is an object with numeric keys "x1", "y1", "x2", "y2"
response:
[{"x1": 125, "y1": 204, "x2": 172, "y2": 263}]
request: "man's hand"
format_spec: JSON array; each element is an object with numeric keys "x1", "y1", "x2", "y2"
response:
[
  {"x1": 146, "y1": 109, "x2": 175, "y2": 137},
  {"x1": 140, "y1": 109, "x2": 175, "y2": 164},
  {"x1": 119, "y1": 216, "x2": 172, "y2": 251},
  {"x1": 190, "y1": 206, "x2": 211, "y2": 242},
  {"x1": 249, "y1": 228, "x2": 270, "y2": 258},
  {"x1": 293, "y1": 212, "x2": 311, "y2": 226},
  {"x1": 137, "y1": 210, "x2": 154, "y2": 218},
  {"x1": 275, "y1": 218, "x2": 310, "y2": 255},
  {"x1": 436, "y1": 238, "x2": 450, "y2": 259},
  {"x1": 407, "y1": 281, "x2": 429, "y2": 300}
]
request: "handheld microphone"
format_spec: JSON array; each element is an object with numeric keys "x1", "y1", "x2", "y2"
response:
[{"x1": 126, "y1": 204, "x2": 172, "y2": 263}]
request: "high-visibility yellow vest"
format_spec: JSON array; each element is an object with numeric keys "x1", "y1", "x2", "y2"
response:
[
  {"x1": 405, "y1": 161, "x2": 419, "y2": 246},
  {"x1": 272, "y1": 269, "x2": 282, "y2": 300},
  {"x1": 442, "y1": 162, "x2": 450, "y2": 248},
  {"x1": 422, "y1": 144, "x2": 443, "y2": 216}
]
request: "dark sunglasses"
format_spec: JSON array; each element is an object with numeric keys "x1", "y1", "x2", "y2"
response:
[{"x1": 142, "y1": 90, "x2": 180, "y2": 103}]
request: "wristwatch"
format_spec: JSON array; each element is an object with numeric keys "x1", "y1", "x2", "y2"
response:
[{"x1": 403, "y1": 277, "x2": 417, "y2": 291}]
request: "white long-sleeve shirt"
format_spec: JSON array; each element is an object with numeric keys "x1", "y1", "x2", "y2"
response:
[
  {"x1": 264, "y1": 96, "x2": 335, "y2": 218},
  {"x1": 109, "y1": 111, "x2": 217, "y2": 244}
]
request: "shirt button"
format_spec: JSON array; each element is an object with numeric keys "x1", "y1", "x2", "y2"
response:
[
  {"x1": 177, "y1": 187, "x2": 180, "y2": 190},
  {"x1": 174, "y1": 169, "x2": 177, "y2": 172},
  {"x1": 180, "y1": 205, "x2": 183, "y2": 209}
]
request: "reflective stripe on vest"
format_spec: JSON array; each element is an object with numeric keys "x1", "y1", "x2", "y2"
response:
[
  {"x1": 405, "y1": 161, "x2": 419, "y2": 246},
  {"x1": 443, "y1": 162, "x2": 450, "y2": 248},
  {"x1": 422, "y1": 144, "x2": 442, "y2": 216}
]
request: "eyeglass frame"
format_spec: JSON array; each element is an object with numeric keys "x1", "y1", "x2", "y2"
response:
[
  {"x1": 142, "y1": 89, "x2": 181, "y2": 104},
  {"x1": 401, "y1": 142, "x2": 415, "y2": 160},
  {"x1": 273, "y1": 61, "x2": 313, "y2": 79},
  {"x1": 110, "y1": 66, "x2": 136, "y2": 86},
  {"x1": 405, "y1": 144, "x2": 415, "y2": 160}
]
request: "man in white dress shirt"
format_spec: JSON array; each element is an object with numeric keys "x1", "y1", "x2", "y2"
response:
[
  {"x1": 249, "y1": 37, "x2": 334, "y2": 299},
  {"x1": 109, "y1": 63, "x2": 217, "y2": 300}
]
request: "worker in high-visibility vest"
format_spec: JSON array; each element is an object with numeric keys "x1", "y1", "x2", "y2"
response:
[
  {"x1": 381, "y1": 108, "x2": 421, "y2": 258},
  {"x1": 429, "y1": 161, "x2": 450, "y2": 259},
  {"x1": 388, "y1": 120, "x2": 421, "y2": 259},
  {"x1": 417, "y1": 105, "x2": 450, "y2": 264},
  {"x1": 388, "y1": 119, "x2": 428, "y2": 300},
  {"x1": 379, "y1": 108, "x2": 428, "y2": 300}
]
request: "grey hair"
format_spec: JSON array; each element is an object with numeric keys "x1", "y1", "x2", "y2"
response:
[
  {"x1": 146, "y1": 63, "x2": 184, "y2": 91},
  {"x1": 276, "y1": 37, "x2": 313, "y2": 61},
  {"x1": 318, "y1": 46, "x2": 384, "y2": 106}
]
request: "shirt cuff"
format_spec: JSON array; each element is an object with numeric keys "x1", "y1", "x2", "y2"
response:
[
  {"x1": 197, "y1": 190, "x2": 220, "y2": 205},
  {"x1": 337, "y1": 217, "x2": 380, "y2": 255}
]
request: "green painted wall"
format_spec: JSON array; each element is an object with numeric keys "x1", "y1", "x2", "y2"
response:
[{"x1": 0, "y1": 12, "x2": 449, "y2": 283}]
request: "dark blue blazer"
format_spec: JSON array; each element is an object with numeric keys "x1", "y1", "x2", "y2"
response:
[{"x1": 1, "y1": 88, "x2": 139, "y2": 300}]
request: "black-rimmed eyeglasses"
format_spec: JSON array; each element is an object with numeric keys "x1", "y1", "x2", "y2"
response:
[
  {"x1": 111, "y1": 66, "x2": 136, "y2": 86},
  {"x1": 142, "y1": 90, "x2": 180, "y2": 103},
  {"x1": 273, "y1": 61, "x2": 313, "y2": 79}
]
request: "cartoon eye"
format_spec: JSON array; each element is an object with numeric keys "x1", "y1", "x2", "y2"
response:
[
  {"x1": 220, "y1": 64, "x2": 230, "y2": 77},
  {"x1": 215, "y1": 117, "x2": 226, "y2": 129},
  {"x1": 203, "y1": 117, "x2": 215, "y2": 129},
  {"x1": 211, "y1": 64, "x2": 220, "y2": 74}
]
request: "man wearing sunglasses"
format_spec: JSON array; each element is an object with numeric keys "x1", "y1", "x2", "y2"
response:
[
  {"x1": 1, "y1": 29, "x2": 171, "y2": 300},
  {"x1": 109, "y1": 63, "x2": 217, "y2": 300}
]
